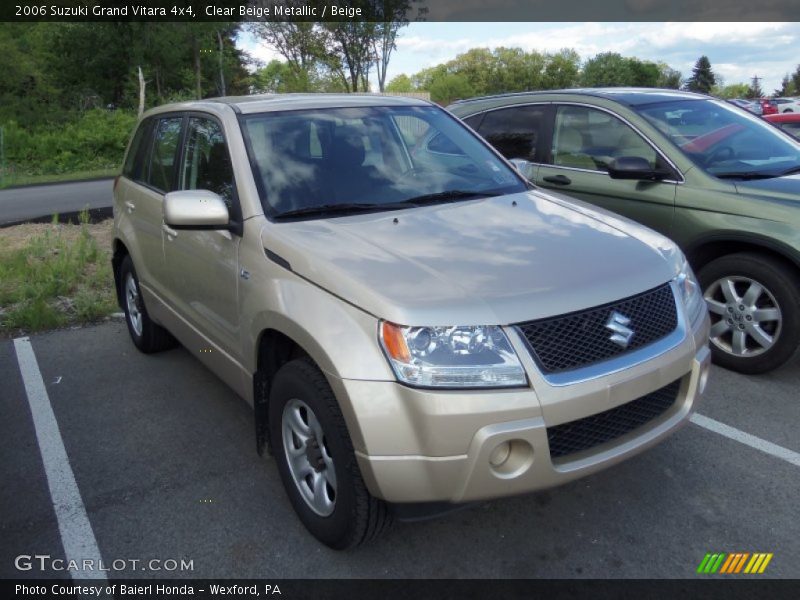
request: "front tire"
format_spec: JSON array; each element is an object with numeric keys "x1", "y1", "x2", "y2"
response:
[
  {"x1": 698, "y1": 252, "x2": 800, "y2": 374},
  {"x1": 269, "y1": 358, "x2": 391, "y2": 549},
  {"x1": 119, "y1": 255, "x2": 176, "y2": 353}
]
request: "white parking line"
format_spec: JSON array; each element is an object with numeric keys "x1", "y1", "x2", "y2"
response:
[
  {"x1": 691, "y1": 413, "x2": 800, "y2": 468},
  {"x1": 13, "y1": 337, "x2": 107, "y2": 581}
]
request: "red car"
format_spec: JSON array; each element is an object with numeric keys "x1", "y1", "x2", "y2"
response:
[
  {"x1": 759, "y1": 98, "x2": 778, "y2": 115},
  {"x1": 763, "y1": 112, "x2": 800, "y2": 139}
]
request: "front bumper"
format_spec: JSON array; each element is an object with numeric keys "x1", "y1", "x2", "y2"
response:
[{"x1": 328, "y1": 313, "x2": 711, "y2": 504}]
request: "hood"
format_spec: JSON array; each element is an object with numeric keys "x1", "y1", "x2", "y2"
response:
[
  {"x1": 261, "y1": 190, "x2": 679, "y2": 326},
  {"x1": 734, "y1": 173, "x2": 800, "y2": 204}
]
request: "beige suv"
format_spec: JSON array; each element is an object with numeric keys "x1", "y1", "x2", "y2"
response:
[{"x1": 112, "y1": 94, "x2": 711, "y2": 549}]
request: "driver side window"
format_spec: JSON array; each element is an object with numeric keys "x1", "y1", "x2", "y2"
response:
[
  {"x1": 180, "y1": 117, "x2": 234, "y2": 207},
  {"x1": 551, "y1": 106, "x2": 657, "y2": 172}
]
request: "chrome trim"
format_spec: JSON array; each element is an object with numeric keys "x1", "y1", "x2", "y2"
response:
[
  {"x1": 525, "y1": 281, "x2": 688, "y2": 387},
  {"x1": 458, "y1": 99, "x2": 685, "y2": 184}
]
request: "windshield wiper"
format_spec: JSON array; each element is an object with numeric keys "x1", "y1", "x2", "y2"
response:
[
  {"x1": 273, "y1": 190, "x2": 503, "y2": 220},
  {"x1": 273, "y1": 203, "x2": 385, "y2": 219},
  {"x1": 398, "y1": 189, "x2": 504, "y2": 206},
  {"x1": 714, "y1": 171, "x2": 778, "y2": 180},
  {"x1": 778, "y1": 165, "x2": 800, "y2": 176}
]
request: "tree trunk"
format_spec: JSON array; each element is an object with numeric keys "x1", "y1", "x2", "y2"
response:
[
  {"x1": 217, "y1": 30, "x2": 226, "y2": 97},
  {"x1": 194, "y1": 38, "x2": 202, "y2": 100},
  {"x1": 138, "y1": 66, "x2": 146, "y2": 118}
]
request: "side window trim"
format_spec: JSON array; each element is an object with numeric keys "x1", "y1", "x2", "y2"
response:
[
  {"x1": 180, "y1": 111, "x2": 243, "y2": 233},
  {"x1": 547, "y1": 102, "x2": 684, "y2": 183},
  {"x1": 140, "y1": 112, "x2": 186, "y2": 195},
  {"x1": 473, "y1": 102, "x2": 553, "y2": 165}
]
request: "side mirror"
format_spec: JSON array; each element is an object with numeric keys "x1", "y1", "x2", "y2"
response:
[
  {"x1": 608, "y1": 156, "x2": 668, "y2": 181},
  {"x1": 509, "y1": 158, "x2": 533, "y2": 179},
  {"x1": 164, "y1": 190, "x2": 229, "y2": 230}
]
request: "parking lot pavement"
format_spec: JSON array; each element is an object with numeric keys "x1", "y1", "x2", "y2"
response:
[{"x1": 2, "y1": 322, "x2": 799, "y2": 579}]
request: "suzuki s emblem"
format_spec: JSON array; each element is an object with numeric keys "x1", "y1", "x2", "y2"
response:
[{"x1": 605, "y1": 311, "x2": 634, "y2": 348}]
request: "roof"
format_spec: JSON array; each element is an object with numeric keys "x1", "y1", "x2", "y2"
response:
[
  {"x1": 450, "y1": 88, "x2": 710, "y2": 109},
  {"x1": 146, "y1": 93, "x2": 431, "y2": 117}
]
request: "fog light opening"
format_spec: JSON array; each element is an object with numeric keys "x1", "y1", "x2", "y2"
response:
[
  {"x1": 489, "y1": 439, "x2": 534, "y2": 478},
  {"x1": 698, "y1": 363, "x2": 710, "y2": 395},
  {"x1": 489, "y1": 442, "x2": 511, "y2": 467}
]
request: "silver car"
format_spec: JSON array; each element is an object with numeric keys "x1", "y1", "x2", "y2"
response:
[{"x1": 112, "y1": 94, "x2": 711, "y2": 548}]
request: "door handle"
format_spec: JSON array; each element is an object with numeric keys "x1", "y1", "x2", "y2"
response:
[
  {"x1": 162, "y1": 223, "x2": 177, "y2": 238},
  {"x1": 124, "y1": 201, "x2": 136, "y2": 213},
  {"x1": 542, "y1": 175, "x2": 572, "y2": 186}
]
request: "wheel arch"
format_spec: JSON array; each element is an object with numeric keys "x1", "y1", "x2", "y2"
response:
[
  {"x1": 685, "y1": 232, "x2": 800, "y2": 279},
  {"x1": 111, "y1": 238, "x2": 130, "y2": 309}
]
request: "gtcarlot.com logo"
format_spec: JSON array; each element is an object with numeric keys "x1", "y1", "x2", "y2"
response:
[
  {"x1": 697, "y1": 552, "x2": 773, "y2": 574},
  {"x1": 14, "y1": 554, "x2": 194, "y2": 573}
]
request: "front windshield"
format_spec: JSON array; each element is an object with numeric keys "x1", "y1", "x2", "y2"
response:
[
  {"x1": 636, "y1": 99, "x2": 800, "y2": 178},
  {"x1": 241, "y1": 105, "x2": 525, "y2": 218}
]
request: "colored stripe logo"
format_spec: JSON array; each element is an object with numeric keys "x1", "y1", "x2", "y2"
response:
[{"x1": 697, "y1": 552, "x2": 773, "y2": 574}]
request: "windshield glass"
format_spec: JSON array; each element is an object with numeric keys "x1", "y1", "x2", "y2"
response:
[
  {"x1": 636, "y1": 99, "x2": 800, "y2": 178},
  {"x1": 241, "y1": 105, "x2": 525, "y2": 218}
]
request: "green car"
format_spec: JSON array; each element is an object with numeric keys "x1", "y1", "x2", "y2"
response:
[{"x1": 449, "y1": 89, "x2": 800, "y2": 374}]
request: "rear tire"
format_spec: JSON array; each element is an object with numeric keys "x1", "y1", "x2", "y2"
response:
[
  {"x1": 698, "y1": 252, "x2": 800, "y2": 374},
  {"x1": 269, "y1": 358, "x2": 391, "y2": 549},
  {"x1": 119, "y1": 255, "x2": 176, "y2": 353}
]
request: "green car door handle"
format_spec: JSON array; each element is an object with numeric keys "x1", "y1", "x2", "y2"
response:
[{"x1": 543, "y1": 175, "x2": 572, "y2": 185}]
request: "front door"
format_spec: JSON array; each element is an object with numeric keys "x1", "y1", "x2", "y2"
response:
[
  {"x1": 161, "y1": 115, "x2": 241, "y2": 362},
  {"x1": 535, "y1": 104, "x2": 678, "y2": 237}
]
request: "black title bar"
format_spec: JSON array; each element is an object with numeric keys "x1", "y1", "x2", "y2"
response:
[{"x1": 2, "y1": 0, "x2": 800, "y2": 22}]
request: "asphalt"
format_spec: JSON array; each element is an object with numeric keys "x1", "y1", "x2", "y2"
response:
[
  {"x1": 1, "y1": 322, "x2": 798, "y2": 579},
  {"x1": 0, "y1": 179, "x2": 113, "y2": 225}
]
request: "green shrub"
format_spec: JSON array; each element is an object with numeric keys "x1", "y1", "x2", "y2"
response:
[{"x1": 1, "y1": 108, "x2": 137, "y2": 177}]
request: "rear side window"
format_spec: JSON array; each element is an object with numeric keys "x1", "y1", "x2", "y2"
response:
[
  {"x1": 477, "y1": 105, "x2": 547, "y2": 162},
  {"x1": 146, "y1": 117, "x2": 183, "y2": 192},
  {"x1": 180, "y1": 117, "x2": 235, "y2": 207},
  {"x1": 462, "y1": 113, "x2": 485, "y2": 130}
]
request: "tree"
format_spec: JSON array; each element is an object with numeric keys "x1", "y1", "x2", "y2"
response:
[
  {"x1": 656, "y1": 63, "x2": 682, "y2": 89},
  {"x1": 746, "y1": 75, "x2": 763, "y2": 99},
  {"x1": 627, "y1": 59, "x2": 661, "y2": 87},
  {"x1": 684, "y1": 55, "x2": 716, "y2": 94},
  {"x1": 248, "y1": 22, "x2": 323, "y2": 92},
  {"x1": 712, "y1": 83, "x2": 751, "y2": 99},
  {"x1": 542, "y1": 49, "x2": 581, "y2": 89},
  {"x1": 580, "y1": 53, "x2": 633, "y2": 87},
  {"x1": 429, "y1": 73, "x2": 474, "y2": 105},
  {"x1": 791, "y1": 65, "x2": 800, "y2": 96},
  {"x1": 371, "y1": 1, "x2": 422, "y2": 92},
  {"x1": 386, "y1": 74, "x2": 413, "y2": 93},
  {"x1": 322, "y1": 22, "x2": 379, "y2": 92}
]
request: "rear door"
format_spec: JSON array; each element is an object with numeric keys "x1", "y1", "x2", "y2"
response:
[
  {"x1": 474, "y1": 103, "x2": 550, "y2": 182},
  {"x1": 534, "y1": 104, "x2": 679, "y2": 236}
]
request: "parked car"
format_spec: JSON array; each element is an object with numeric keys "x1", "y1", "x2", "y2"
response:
[
  {"x1": 727, "y1": 98, "x2": 761, "y2": 115},
  {"x1": 113, "y1": 94, "x2": 710, "y2": 548},
  {"x1": 450, "y1": 88, "x2": 800, "y2": 374},
  {"x1": 759, "y1": 98, "x2": 779, "y2": 115},
  {"x1": 763, "y1": 112, "x2": 800, "y2": 139},
  {"x1": 773, "y1": 97, "x2": 800, "y2": 113}
]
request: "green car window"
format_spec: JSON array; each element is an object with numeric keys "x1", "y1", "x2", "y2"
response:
[{"x1": 637, "y1": 99, "x2": 800, "y2": 178}]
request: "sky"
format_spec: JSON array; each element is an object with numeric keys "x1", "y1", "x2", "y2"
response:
[{"x1": 237, "y1": 22, "x2": 800, "y2": 94}]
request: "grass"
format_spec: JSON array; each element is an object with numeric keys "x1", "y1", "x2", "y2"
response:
[
  {"x1": 0, "y1": 211, "x2": 117, "y2": 336},
  {"x1": 0, "y1": 168, "x2": 117, "y2": 190}
]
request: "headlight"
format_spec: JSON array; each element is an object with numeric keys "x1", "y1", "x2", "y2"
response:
[
  {"x1": 379, "y1": 322, "x2": 527, "y2": 389},
  {"x1": 675, "y1": 256, "x2": 706, "y2": 325}
]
